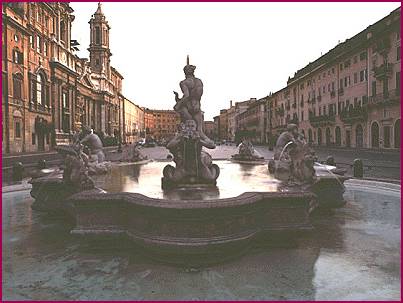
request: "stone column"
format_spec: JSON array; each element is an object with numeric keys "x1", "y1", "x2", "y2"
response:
[{"x1": 100, "y1": 100, "x2": 106, "y2": 133}]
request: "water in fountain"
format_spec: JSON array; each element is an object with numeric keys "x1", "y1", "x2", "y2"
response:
[{"x1": 278, "y1": 141, "x2": 294, "y2": 160}]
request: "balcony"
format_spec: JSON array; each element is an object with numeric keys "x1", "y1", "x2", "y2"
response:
[
  {"x1": 338, "y1": 88, "x2": 344, "y2": 96},
  {"x1": 330, "y1": 91, "x2": 336, "y2": 98},
  {"x1": 369, "y1": 89, "x2": 400, "y2": 106},
  {"x1": 340, "y1": 106, "x2": 368, "y2": 123},
  {"x1": 373, "y1": 63, "x2": 393, "y2": 79},
  {"x1": 309, "y1": 114, "x2": 335, "y2": 126}
]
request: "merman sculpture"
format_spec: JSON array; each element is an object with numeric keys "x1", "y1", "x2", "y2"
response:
[
  {"x1": 269, "y1": 124, "x2": 316, "y2": 184},
  {"x1": 162, "y1": 57, "x2": 219, "y2": 188},
  {"x1": 75, "y1": 126, "x2": 111, "y2": 175},
  {"x1": 231, "y1": 138, "x2": 264, "y2": 162}
]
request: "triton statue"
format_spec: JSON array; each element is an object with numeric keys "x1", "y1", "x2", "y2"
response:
[{"x1": 162, "y1": 57, "x2": 219, "y2": 188}]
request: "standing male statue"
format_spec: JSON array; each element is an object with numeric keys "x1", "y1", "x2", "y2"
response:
[{"x1": 173, "y1": 55, "x2": 209, "y2": 141}]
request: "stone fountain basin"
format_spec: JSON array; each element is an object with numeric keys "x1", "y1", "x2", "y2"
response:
[
  {"x1": 29, "y1": 160, "x2": 348, "y2": 265},
  {"x1": 65, "y1": 189, "x2": 316, "y2": 265}
]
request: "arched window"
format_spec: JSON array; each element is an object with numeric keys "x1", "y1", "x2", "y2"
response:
[
  {"x1": 335, "y1": 126, "x2": 341, "y2": 146},
  {"x1": 394, "y1": 119, "x2": 400, "y2": 149},
  {"x1": 371, "y1": 122, "x2": 379, "y2": 148}
]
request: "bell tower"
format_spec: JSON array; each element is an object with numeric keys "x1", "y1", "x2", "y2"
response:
[{"x1": 88, "y1": 2, "x2": 111, "y2": 76}]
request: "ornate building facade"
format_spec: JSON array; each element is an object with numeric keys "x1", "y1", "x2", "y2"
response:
[
  {"x1": 214, "y1": 7, "x2": 401, "y2": 150},
  {"x1": 2, "y1": 2, "x2": 127, "y2": 154}
]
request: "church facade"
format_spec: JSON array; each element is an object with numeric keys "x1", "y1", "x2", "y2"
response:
[{"x1": 2, "y1": 2, "x2": 129, "y2": 154}]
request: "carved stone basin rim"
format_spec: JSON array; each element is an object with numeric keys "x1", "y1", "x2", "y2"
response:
[{"x1": 67, "y1": 190, "x2": 317, "y2": 209}]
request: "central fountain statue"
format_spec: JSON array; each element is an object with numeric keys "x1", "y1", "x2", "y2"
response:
[{"x1": 162, "y1": 56, "x2": 220, "y2": 189}]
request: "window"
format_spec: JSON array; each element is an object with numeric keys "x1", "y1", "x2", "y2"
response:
[
  {"x1": 62, "y1": 91, "x2": 70, "y2": 133},
  {"x1": 13, "y1": 74, "x2": 22, "y2": 100},
  {"x1": 354, "y1": 73, "x2": 358, "y2": 84},
  {"x1": 359, "y1": 52, "x2": 367, "y2": 61},
  {"x1": 30, "y1": 35, "x2": 34, "y2": 48},
  {"x1": 353, "y1": 56, "x2": 358, "y2": 63},
  {"x1": 397, "y1": 46, "x2": 401, "y2": 61},
  {"x1": 32, "y1": 133, "x2": 36, "y2": 145},
  {"x1": 60, "y1": 20, "x2": 66, "y2": 42},
  {"x1": 340, "y1": 63, "x2": 343, "y2": 71},
  {"x1": 360, "y1": 70, "x2": 365, "y2": 82},
  {"x1": 62, "y1": 91, "x2": 69, "y2": 108},
  {"x1": 396, "y1": 72, "x2": 401, "y2": 92},
  {"x1": 95, "y1": 26, "x2": 101, "y2": 44},
  {"x1": 372, "y1": 81, "x2": 377, "y2": 96},
  {"x1": 12, "y1": 49, "x2": 23, "y2": 64},
  {"x1": 36, "y1": 74, "x2": 44, "y2": 105},
  {"x1": 43, "y1": 41, "x2": 47, "y2": 56},
  {"x1": 332, "y1": 82, "x2": 335, "y2": 91},
  {"x1": 36, "y1": 35, "x2": 41, "y2": 53},
  {"x1": 332, "y1": 67, "x2": 335, "y2": 74},
  {"x1": 15, "y1": 121, "x2": 21, "y2": 138}
]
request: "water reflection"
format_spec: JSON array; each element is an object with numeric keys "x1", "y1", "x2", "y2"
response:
[{"x1": 94, "y1": 161, "x2": 279, "y2": 200}]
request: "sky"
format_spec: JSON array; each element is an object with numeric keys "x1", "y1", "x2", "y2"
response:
[{"x1": 71, "y1": 2, "x2": 400, "y2": 121}]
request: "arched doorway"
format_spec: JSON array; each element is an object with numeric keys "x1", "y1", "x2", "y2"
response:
[
  {"x1": 335, "y1": 126, "x2": 341, "y2": 146},
  {"x1": 325, "y1": 127, "x2": 331, "y2": 146},
  {"x1": 317, "y1": 128, "x2": 322, "y2": 146},
  {"x1": 308, "y1": 129, "x2": 313, "y2": 143},
  {"x1": 371, "y1": 122, "x2": 379, "y2": 148},
  {"x1": 356, "y1": 124, "x2": 363, "y2": 148},
  {"x1": 394, "y1": 119, "x2": 400, "y2": 148}
]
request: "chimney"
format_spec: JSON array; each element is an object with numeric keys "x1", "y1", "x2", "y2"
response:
[{"x1": 230, "y1": 100, "x2": 233, "y2": 108}]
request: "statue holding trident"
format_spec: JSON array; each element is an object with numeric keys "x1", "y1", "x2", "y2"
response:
[{"x1": 173, "y1": 55, "x2": 210, "y2": 142}]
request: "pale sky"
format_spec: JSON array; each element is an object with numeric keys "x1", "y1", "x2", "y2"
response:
[{"x1": 71, "y1": 2, "x2": 400, "y2": 120}]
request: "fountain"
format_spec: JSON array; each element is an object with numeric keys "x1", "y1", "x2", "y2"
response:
[
  {"x1": 268, "y1": 124, "x2": 348, "y2": 208},
  {"x1": 231, "y1": 138, "x2": 265, "y2": 163},
  {"x1": 28, "y1": 58, "x2": 348, "y2": 265}
]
